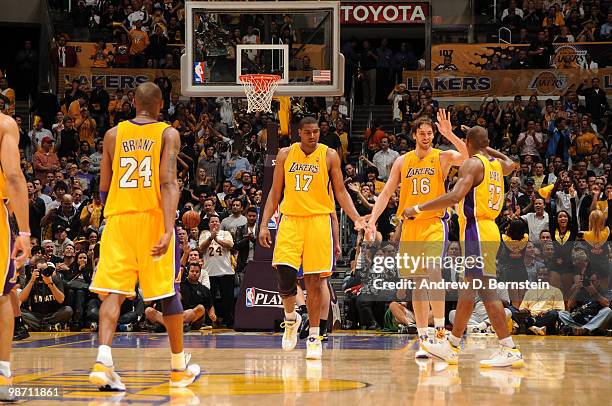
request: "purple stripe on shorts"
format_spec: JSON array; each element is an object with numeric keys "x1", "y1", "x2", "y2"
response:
[
  {"x1": 2, "y1": 224, "x2": 15, "y2": 296},
  {"x1": 463, "y1": 188, "x2": 481, "y2": 256},
  {"x1": 173, "y1": 227, "x2": 181, "y2": 291}
]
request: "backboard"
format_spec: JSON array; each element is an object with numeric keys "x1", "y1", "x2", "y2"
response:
[{"x1": 181, "y1": 1, "x2": 343, "y2": 97}]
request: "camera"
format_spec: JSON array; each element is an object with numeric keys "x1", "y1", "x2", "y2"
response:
[{"x1": 41, "y1": 266, "x2": 55, "y2": 278}]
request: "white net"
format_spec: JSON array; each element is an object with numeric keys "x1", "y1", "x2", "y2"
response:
[{"x1": 239, "y1": 74, "x2": 281, "y2": 113}]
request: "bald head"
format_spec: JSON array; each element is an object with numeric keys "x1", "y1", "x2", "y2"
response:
[
  {"x1": 466, "y1": 125, "x2": 489, "y2": 151},
  {"x1": 135, "y1": 82, "x2": 163, "y2": 116}
]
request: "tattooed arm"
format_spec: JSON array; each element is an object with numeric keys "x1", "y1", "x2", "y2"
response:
[{"x1": 152, "y1": 126, "x2": 181, "y2": 257}]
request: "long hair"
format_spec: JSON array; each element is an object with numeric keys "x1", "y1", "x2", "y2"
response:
[
  {"x1": 506, "y1": 219, "x2": 526, "y2": 240},
  {"x1": 588, "y1": 210, "x2": 606, "y2": 240}
]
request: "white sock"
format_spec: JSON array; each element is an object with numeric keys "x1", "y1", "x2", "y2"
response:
[
  {"x1": 96, "y1": 345, "x2": 113, "y2": 367},
  {"x1": 449, "y1": 334, "x2": 461, "y2": 347},
  {"x1": 284, "y1": 311, "x2": 297, "y2": 322},
  {"x1": 434, "y1": 318, "x2": 445, "y2": 329},
  {"x1": 0, "y1": 361, "x2": 11, "y2": 377},
  {"x1": 171, "y1": 351, "x2": 186, "y2": 371},
  {"x1": 499, "y1": 337, "x2": 516, "y2": 348},
  {"x1": 417, "y1": 327, "x2": 428, "y2": 338},
  {"x1": 309, "y1": 326, "x2": 320, "y2": 337}
]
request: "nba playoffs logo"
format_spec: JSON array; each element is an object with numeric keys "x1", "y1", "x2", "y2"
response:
[
  {"x1": 245, "y1": 287, "x2": 283, "y2": 308},
  {"x1": 194, "y1": 62, "x2": 207, "y2": 84}
]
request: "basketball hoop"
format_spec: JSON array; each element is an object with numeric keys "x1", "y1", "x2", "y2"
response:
[{"x1": 239, "y1": 74, "x2": 281, "y2": 113}]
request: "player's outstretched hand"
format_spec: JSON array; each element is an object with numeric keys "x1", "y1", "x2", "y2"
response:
[
  {"x1": 435, "y1": 108, "x2": 453, "y2": 138},
  {"x1": 151, "y1": 232, "x2": 172, "y2": 258},
  {"x1": 12, "y1": 234, "x2": 31, "y2": 269},
  {"x1": 259, "y1": 227, "x2": 272, "y2": 248}
]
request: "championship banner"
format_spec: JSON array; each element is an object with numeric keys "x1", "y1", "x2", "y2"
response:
[
  {"x1": 431, "y1": 42, "x2": 612, "y2": 72},
  {"x1": 403, "y1": 68, "x2": 612, "y2": 97},
  {"x1": 58, "y1": 67, "x2": 181, "y2": 92}
]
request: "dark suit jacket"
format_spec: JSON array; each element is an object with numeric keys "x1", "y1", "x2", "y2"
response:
[
  {"x1": 51, "y1": 45, "x2": 77, "y2": 68},
  {"x1": 234, "y1": 224, "x2": 257, "y2": 273},
  {"x1": 577, "y1": 84, "x2": 609, "y2": 119}
]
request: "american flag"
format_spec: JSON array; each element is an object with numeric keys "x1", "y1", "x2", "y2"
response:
[{"x1": 312, "y1": 70, "x2": 331, "y2": 82}]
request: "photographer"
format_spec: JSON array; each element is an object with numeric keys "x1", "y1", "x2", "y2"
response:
[
  {"x1": 559, "y1": 268, "x2": 612, "y2": 336},
  {"x1": 19, "y1": 259, "x2": 72, "y2": 331}
]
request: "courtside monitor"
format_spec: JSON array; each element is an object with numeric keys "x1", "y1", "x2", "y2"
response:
[{"x1": 181, "y1": 1, "x2": 343, "y2": 97}]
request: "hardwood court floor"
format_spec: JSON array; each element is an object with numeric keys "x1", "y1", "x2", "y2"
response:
[{"x1": 6, "y1": 331, "x2": 612, "y2": 405}]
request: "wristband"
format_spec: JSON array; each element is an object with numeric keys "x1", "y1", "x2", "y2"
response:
[
  {"x1": 19, "y1": 231, "x2": 31, "y2": 237},
  {"x1": 413, "y1": 205, "x2": 422, "y2": 214}
]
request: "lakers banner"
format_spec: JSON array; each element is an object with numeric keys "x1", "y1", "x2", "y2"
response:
[
  {"x1": 432, "y1": 42, "x2": 612, "y2": 72},
  {"x1": 58, "y1": 67, "x2": 181, "y2": 92},
  {"x1": 403, "y1": 68, "x2": 612, "y2": 97}
]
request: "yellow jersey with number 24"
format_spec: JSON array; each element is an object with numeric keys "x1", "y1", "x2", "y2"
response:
[{"x1": 105, "y1": 120, "x2": 169, "y2": 217}]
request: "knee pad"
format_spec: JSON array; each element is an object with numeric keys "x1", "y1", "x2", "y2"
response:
[
  {"x1": 161, "y1": 293, "x2": 183, "y2": 316},
  {"x1": 277, "y1": 265, "x2": 298, "y2": 298}
]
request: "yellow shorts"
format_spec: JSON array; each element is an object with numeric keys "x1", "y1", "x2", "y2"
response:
[
  {"x1": 273, "y1": 214, "x2": 333, "y2": 276},
  {"x1": 90, "y1": 210, "x2": 180, "y2": 301},
  {"x1": 0, "y1": 204, "x2": 16, "y2": 297},
  {"x1": 398, "y1": 216, "x2": 448, "y2": 277},
  {"x1": 459, "y1": 217, "x2": 500, "y2": 278}
]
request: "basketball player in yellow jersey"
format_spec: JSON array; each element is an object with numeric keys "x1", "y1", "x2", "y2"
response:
[
  {"x1": 259, "y1": 116, "x2": 365, "y2": 360},
  {"x1": 403, "y1": 126, "x2": 525, "y2": 368},
  {"x1": 88, "y1": 83, "x2": 200, "y2": 391},
  {"x1": 366, "y1": 110, "x2": 468, "y2": 359},
  {"x1": 0, "y1": 113, "x2": 31, "y2": 393}
]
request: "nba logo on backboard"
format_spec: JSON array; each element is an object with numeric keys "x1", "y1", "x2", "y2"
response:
[
  {"x1": 194, "y1": 62, "x2": 206, "y2": 84},
  {"x1": 245, "y1": 287, "x2": 255, "y2": 307}
]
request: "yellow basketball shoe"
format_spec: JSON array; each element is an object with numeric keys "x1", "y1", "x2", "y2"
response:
[
  {"x1": 89, "y1": 362, "x2": 126, "y2": 391},
  {"x1": 170, "y1": 354, "x2": 201, "y2": 388},
  {"x1": 420, "y1": 338, "x2": 460, "y2": 365},
  {"x1": 0, "y1": 370, "x2": 15, "y2": 402}
]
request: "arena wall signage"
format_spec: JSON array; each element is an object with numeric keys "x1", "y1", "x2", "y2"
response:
[
  {"x1": 431, "y1": 42, "x2": 612, "y2": 72},
  {"x1": 66, "y1": 41, "x2": 184, "y2": 68},
  {"x1": 340, "y1": 2, "x2": 428, "y2": 24},
  {"x1": 403, "y1": 68, "x2": 612, "y2": 96},
  {"x1": 58, "y1": 67, "x2": 182, "y2": 92}
]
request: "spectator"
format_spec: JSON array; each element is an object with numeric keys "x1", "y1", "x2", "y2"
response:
[
  {"x1": 33, "y1": 137, "x2": 59, "y2": 183},
  {"x1": 198, "y1": 215, "x2": 235, "y2": 327},
  {"x1": 509, "y1": 49, "x2": 532, "y2": 69},
  {"x1": 559, "y1": 270, "x2": 612, "y2": 335},
  {"x1": 146, "y1": 262, "x2": 216, "y2": 331},
  {"x1": 20, "y1": 260, "x2": 72, "y2": 331},
  {"x1": 75, "y1": 108, "x2": 97, "y2": 146},
  {"x1": 522, "y1": 197, "x2": 550, "y2": 242},
  {"x1": 519, "y1": 264, "x2": 565, "y2": 335},
  {"x1": 14, "y1": 40, "x2": 38, "y2": 99},
  {"x1": 220, "y1": 198, "x2": 247, "y2": 239},
  {"x1": 376, "y1": 38, "x2": 393, "y2": 101},
  {"x1": 128, "y1": 20, "x2": 150, "y2": 68},
  {"x1": 501, "y1": 0, "x2": 524, "y2": 20},
  {"x1": 600, "y1": 12, "x2": 612, "y2": 40},
  {"x1": 576, "y1": 78, "x2": 609, "y2": 121},
  {"x1": 360, "y1": 40, "x2": 377, "y2": 106},
  {"x1": 59, "y1": 249, "x2": 92, "y2": 330},
  {"x1": 90, "y1": 79, "x2": 110, "y2": 131},
  {"x1": 148, "y1": 24, "x2": 169, "y2": 67},
  {"x1": 318, "y1": 120, "x2": 341, "y2": 154},
  {"x1": 528, "y1": 31, "x2": 554, "y2": 68},
  {"x1": 223, "y1": 147, "x2": 252, "y2": 187},
  {"x1": 0, "y1": 77, "x2": 15, "y2": 116},
  {"x1": 234, "y1": 207, "x2": 258, "y2": 274},
  {"x1": 30, "y1": 120, "x2": 54, "y2": 151},
  {"x1": 370, "y1": 136, "x2": 399, "y2": 181}
]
